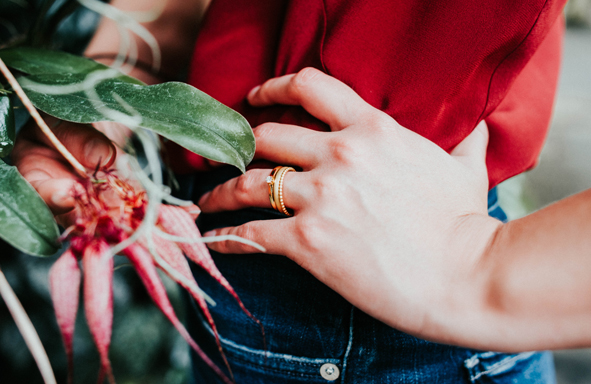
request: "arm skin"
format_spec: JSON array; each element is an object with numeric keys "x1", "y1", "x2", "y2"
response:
[
  {"x1": 477, "y1": 191, "x2": 591, "y2": 351},
  {"x1": 198, "y1": 67, "x2": 591, "y2": 353},
  {"x1": 85, "y1": 0, "x2": 211, "y2": 84},
  {"x1": 11, "y1": 0, "x2": 210, "y2": 221}
]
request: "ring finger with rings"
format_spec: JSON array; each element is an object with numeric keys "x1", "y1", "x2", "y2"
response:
[
  {"x1": 198, "y1": 167, "x2": 305, "y2": 214},
  {"x1": 268, "y1": 166, "x2": 296, "y2": 216}
]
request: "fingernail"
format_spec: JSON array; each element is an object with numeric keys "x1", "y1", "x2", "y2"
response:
[
  {"x1": 247, "y1": 85, "x2": 261, "y2": 100},
  {"x1": 203, "y1": 230, "x2": 216, "y2": 237},
  {"x1": 84, "y1": 139, "x2": 114, "y2": 168}
]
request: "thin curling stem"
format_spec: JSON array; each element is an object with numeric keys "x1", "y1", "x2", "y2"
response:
[
  {"x1": 0, "y1": 266, "x2": 57, "y2": 384},
  {"x1": 0, "y1": 58, "x2": 87, "y2": 176}
]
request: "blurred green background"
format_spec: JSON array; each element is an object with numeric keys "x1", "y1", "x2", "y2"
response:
[{"x1": 2, "y1": 1, "x2": 591, "y2": 383}]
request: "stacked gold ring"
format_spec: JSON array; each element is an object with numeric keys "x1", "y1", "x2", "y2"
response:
[{"x1": 266, "y1": 166, "x2": 296, "y2": 216}]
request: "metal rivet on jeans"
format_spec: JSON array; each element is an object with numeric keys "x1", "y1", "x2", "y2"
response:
[{"x1": 320, "y1": 363, "x2": 340, "y2": 381}]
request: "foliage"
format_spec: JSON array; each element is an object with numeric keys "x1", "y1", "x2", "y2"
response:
[
  {"x1": 0, "y1": 47, "x2": 254, "y2": 172},
  {"x1": 0, "y1": 7, "x2": 254, "y2": 257},
  {"x1": 0, "y1": 0, "x2": 257, "y2": 383},
  {"x1": 0, "y1": 160, "x2": 59, "y2": 256},
  {"x1": 0, "y1": 91, "x2": 15, "y2": 156}
]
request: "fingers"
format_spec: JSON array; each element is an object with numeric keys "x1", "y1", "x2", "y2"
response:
[
  {"x1": 203, "y1": 219, "x2": 297, "y2": 256},
  {"x1": 247, "y1": 67, "x2": 375, "y2": 131},
  {"x1": 12, "y1": 141, "x2": 80, "y2": 214},
  {"x1": 451, "y1": 120, "x2": 489, "y2": 174},
  {"x1": 21, "y1": 117, "x2": 116, "y2": 170},
  {"x1": 13, "y1": 117, "x2": 115, "y2": 215},
  {"x1": 30, "y1": 177, "x2": 77, "y2": 215},
  {"x1": 253, "y1": 123, "x2": 324, "y2": 168},
  {"x1": 199, "y1": 168, "x2": 307, "y2": 213}
]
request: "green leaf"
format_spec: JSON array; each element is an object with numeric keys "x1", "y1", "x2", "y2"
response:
[
  {"x1": 0, "y1": 159, "x2": 60, "y2": 256},
  {"x1": 17, "y1": 73, "x2": 255, "y2": 172},
  {"x1": 0, "y1": 47, "x2": 144, "y2": 85},
  {"x1": 0, "y1": 94, "x2": 15, "y2": 157}
]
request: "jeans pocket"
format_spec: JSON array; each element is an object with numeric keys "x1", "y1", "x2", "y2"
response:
[
  {"x1": 219, "y1": 336, "x2": 343, "y2": 384},
  {"x1": 464, "y1": 351, "x2": 556, "y2": 384},
  {"x1": 190, "y1": 318, "x2": 344, "y2": 384}
]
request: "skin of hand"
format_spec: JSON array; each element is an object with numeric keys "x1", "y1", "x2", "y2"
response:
[
  {"x1": 201, "y1": 68, "x2": 591, "y2": 352},
  {"x1": 198, "y1": 67, "x2": 505, "y2": 349},
  {"x1": 11, "y1": 117, "x2": 116, "y2": 224}
]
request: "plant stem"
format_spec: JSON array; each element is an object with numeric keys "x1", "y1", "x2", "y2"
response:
[
  {"x1": 0, "y1": 58, "x2": 87, "y2": 176},
  {"x1": 0, "y1": 266, "x2": 57, "y2": 384}
]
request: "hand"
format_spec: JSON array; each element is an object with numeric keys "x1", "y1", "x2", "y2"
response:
[
  {"x1": 12, "y1": 116, "x2": 116, "y2": 224},
  {"x1": 197, "y1": 68, "x2": 503, "y2": 343}
]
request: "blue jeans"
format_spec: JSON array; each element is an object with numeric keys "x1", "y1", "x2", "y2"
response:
[{"x1": 180, "y1": 168, "x2": 555, "y2": 384}]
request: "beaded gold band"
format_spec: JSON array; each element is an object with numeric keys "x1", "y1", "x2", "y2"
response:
[{"x1": 266, "y1": 166, "x2": 295, "y2": 216}]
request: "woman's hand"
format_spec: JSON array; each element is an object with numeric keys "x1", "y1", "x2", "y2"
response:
[
  {"x1": 198, "y1": 68, "x2": 503, "y2": 345},
  {"x1": 12, "y1": 117, "x2": 116, "y2": 224}
]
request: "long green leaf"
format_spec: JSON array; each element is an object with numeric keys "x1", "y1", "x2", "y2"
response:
[
  {"x1": 0, "y1": 47, "x2": 143, "y2": 85},
  {"x1": 0, "y1": 159, "x2": 60, "y2": 256},
  {"x1": 17, "y1": 73, "x2": 255, "y2": 172},
  {"x1": 0, "y1": 94, "x2": 15, "y2": 157}
]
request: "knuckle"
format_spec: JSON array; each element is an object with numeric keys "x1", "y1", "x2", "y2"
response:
[
  {"x1": 310, "y1": 174, "x2": 340, "y2": 200},
  {"x1": 213, "y1": 229, "x2": 233, "y2": 253},
  {"x1": 257, "y1": 81, "x2": 274, "y2": 103},
  {"x1": 294, "y1": 216, "x2": 324, "y2": 255},
  {"x1": 290, "y1": 67, "x2": 320, "y2": 95},
  {"x1": 21, "y1": 167, "x2": 50, "y2": 182},
  {"x1": 235, "y1": 224, "x2": 253, "y2": 240},
  {"x1": 16, "y1": 152, "x2": 53, "y2": 174},
  {"x1": 232, "y1": 225, "x2": 256, "y2": 251},
  {"x1": 253, "y1": 122, "x2": 275, "y2": 140},
  {"x1": 368, "y1": 111, "x2": 397, "y2": 132},
  {"x1": 325, "y1": 136, "x2": 356, "y2": 164},
  {"x1": 234, "y1": 172, "x2": 257, "y2": 201}
]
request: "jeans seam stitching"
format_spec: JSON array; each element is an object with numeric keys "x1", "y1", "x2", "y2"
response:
[
  {"x1": 487, "y1": 200, "x2": 500, "y2": 213},
  {"x1": 229, "y1": 355, "x2": 333, "y2": 377},
  {"x1": 340, "y1": 306, "x2": 355, "y2": 382},
  {"x1": 196, "y1": 307, "x2": 342, "y2": 367},
  {"x1": 471, "y1": 352, "x2": 535, "y2": 380}
]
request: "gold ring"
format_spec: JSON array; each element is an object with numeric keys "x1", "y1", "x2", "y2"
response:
[
  {"x1": 266, "y1": 166, "x2": 282, "y2": 210},
  {"x1": 266, "y1": 166, "x2": 295, "y2": 216}
]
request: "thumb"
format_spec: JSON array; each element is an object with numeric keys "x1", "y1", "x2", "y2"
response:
[{"x1": 451, "y1": 120, "x2": 489, "y2": 176}]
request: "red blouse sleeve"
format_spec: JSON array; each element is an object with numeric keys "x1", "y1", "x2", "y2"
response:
[{"x1": 485, "y1": 17, "x2": 564, "y2": 187}]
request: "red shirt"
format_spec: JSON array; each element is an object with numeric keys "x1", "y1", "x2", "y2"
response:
[{"x1": 177, "y1": 0, "x2": 565, "y2": 188}]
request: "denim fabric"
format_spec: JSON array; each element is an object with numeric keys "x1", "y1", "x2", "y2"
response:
[{"x1": 181, "y1": 168, "x2": 555, "y2": 384}]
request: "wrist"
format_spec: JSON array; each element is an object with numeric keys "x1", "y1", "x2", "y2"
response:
[{"x1": 420, "y1": 213, "x2": 504, "y2": 346}]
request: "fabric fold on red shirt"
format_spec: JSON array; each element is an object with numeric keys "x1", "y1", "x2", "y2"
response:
[{"x1": 175, "y1": 0, "x2": 565, "y2": 188}]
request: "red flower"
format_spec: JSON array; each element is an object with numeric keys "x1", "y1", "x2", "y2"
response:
[{"x1": 48, "y1": 174, "x2": 259, "y2": 384}]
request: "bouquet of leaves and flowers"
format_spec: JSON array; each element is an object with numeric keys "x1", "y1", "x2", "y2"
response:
[{"x1": 0, "y1": 1, "x2": 259, "y2": 383}]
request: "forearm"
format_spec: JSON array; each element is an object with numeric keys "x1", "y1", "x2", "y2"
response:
[
  {"x1": 482, "y1": 189, "x2": 591, "y2": 349},
  {"x1": 84, "y1": 0, "x2": 210, "y2": 84},
  {"x1": 428, "y1": 189, "x2": 591, "y2": 352},
  {"x1": 80, "y1": 0, "x2": 210, "y2": 145}
]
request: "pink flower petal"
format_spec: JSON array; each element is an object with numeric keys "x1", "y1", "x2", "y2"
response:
[
  {"x1": 123, "y1": 242, "x2": 232, "y2": 384},
  {"x1": 146, "y1": 234, "x2": 232, "y2": 375},
  {"x1": 49, "y1": 248, "x2": 80, "y2": 384},
  {"x1": 82, "y1": 239, "x2": 115, "y2": 384},
  {"x1": 157, "y1": 205, "x2": 260, "y2": 325}
]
